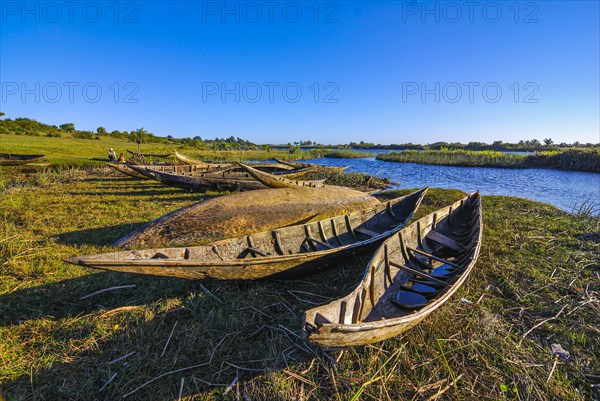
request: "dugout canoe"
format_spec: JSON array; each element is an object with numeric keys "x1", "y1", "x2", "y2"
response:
[
  {"x1": 148, "y1": 168, "x2": 266, "y2": 191},
  {"x1": 64, "y1": 188, "x2": 428, "y2": 280},
  {"x1": 126, "y1": 149, "x2": 171, "y2": 158},
  {"x1": 0, "y1": 153, "x2": 45, "y2": 166},
  {"x1": 302, "y1": 192, "x2": 482, "y2": 348},
  {"x1": 174, "y1": 150, "x2": 236, "y2": 168},
  {"x1": 239, "y1": 163, "x2": 328, "y2": 189},
  {"x1": 275, "y1": 159, "x2": 350, "y2": 172},
  {"x1": 108, "y1": 163, "x2": 150, "y2": 179}
]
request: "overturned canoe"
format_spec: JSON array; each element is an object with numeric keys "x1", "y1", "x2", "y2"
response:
[
  {"x1": 113, "y1": 187, "x2": 382, "y2": 249},
  {"x1": 149, "y1": 169, "x2": 266, "y2": 191},
  {"x1": 0, "y1": 153, "x2": 45, "y2": 166},
  {"x1": 108, "y1": 163, "x2": 150, "y2": 179},
  {"x1": 64, "y1": 188, "x2": 428, "y2": 280},
  {"x1": 303, "y1": 192, "x2": 482, "y2": 348},
  {"x1": 239, "y1": 163, "x2": 328, "y2": 189}
]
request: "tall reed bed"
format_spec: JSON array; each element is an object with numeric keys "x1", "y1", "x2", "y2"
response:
[{"x1": 377, "y1": 148, "x2": 600, "y2": 172}]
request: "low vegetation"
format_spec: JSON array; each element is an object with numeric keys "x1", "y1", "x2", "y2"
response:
[
  {"x1": 377, "y1": 148, "x2": 600, "y2": 173},
  {"x1": 0, "y1": 168, "x2": 598, "y2": 400}
]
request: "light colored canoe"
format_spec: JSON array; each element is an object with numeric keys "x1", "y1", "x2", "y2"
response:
[
  {"x1": 108, "y1": 163, "x2": 150, "y2": 179},
  {"x1": 302, "y1": 192, "x2": 482, "y2": 348},
  {"x1": 174, "y1": 150, "x2": 226, "y2": 168},
  {"x1": 64, "y1": 188, "x2": 428, "y2": 280},
  {"x1": 0, "y1": 153, "x2": 45, "y2": 166},
  {"x1": 239, "y1": 163, "x2": 329, "y2": 189},
  {"x1": 126, "y1": 149, "x2": 171, "y2": 158},
  {"x1": 112, "y1": 186, "x2": 382, "y2": 249}
]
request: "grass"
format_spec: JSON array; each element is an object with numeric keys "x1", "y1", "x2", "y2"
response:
[
  {"x1": 377, "y1": 148, "x2": 600, "y2": 173},
  {"x1": 0, "y1": 134, "x2": 332, "y2": 168},
  {"x1": 0, "y1": 168, "x2": 599, "y2": 400}
]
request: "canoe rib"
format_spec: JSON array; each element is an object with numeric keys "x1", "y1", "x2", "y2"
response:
[
  {"x1": 63, "y1": 188, "x2": 429, "y2": 280},
  {"x1": 302, "y1": 192, "x2": 482, "y2": 348}
]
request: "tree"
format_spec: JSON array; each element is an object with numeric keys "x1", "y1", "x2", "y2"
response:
[
  {"x1": 97, "y1": 127, "x2": 107, "y2": 135},
  {"x1": 59, "y1": 123, "x2": 75, "y2": 132},
  {"x1": 543, "y1": 138, "x2": 553, "y2": 146},
  {"x1": 135, "y1": 127, "x2": 147, "y2": 152},
  {"x1": 0, "y1": 112, "x2": 5, "y2": 118}
]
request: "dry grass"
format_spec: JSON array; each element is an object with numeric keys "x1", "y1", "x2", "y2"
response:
[{"x1": 0, "y1": 169, "x2": 598, "y2": 400}]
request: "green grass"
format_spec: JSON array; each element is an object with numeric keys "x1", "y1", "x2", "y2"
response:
[
  {"x1": 377, "y1": 148, "x2": 600, "y2": 172},
  {"x1": 0, "y1": 134, "x2": 328, "y2": 168},
  {"x1": 0, "y1": 169, "x2": 598, "y2": 400}
]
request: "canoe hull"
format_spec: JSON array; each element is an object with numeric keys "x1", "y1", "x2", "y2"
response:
[
  {"x1": 303, "y1": 193, "x2": 483, "y2": 348},
  {"x1": 0, "y1": 153, "x2": 45, "y2": 166},
  {"x1": 65, "y1": 188, "x2": 429, "y2": 280}
]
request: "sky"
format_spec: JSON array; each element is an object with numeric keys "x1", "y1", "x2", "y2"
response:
[{"x1": 1, "y1": 1, "x2": 599, "y2": 145}]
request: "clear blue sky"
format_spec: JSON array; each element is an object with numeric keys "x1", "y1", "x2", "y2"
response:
[{"x1": 1, "y1": 1, "x2": 598, "y2": 145}]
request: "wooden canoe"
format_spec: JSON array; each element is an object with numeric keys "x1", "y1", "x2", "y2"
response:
[
  {"x1": 148, "y1": 168, "x2": 266, "y2": 191},
  {"x1": 64, "y1": 188, "x2": 428, "y2": 280},
  {"x1": 108, "y1": 164, "x2": 150, "y2": 179},
  {"x1": 126, "y1": 149, "x2": 171, "y2": 158},
  {"x1": 275, "y1": 159, "x2": 349, "y2": 172},
  {"x1": 174, "y1": 150, "x2": 235, "y2": 168},
  {"x1": 0, "y1": 153, "x2": 45, "y2": 166},
  {"x1": 302, "y1": 192, "x2": 482, "y2": 348},
  {"x1": 239, "y1": 163, "x2": 328, "y2": 189}
]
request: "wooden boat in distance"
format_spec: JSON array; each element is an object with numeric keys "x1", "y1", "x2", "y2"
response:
[
  {"x1": 126, "y1": 149, "x2": 171, "y2": 158},
  {"x1": 174, "y1": 150, "x2": 234, "y2": 168},
  {"x1": 303, "y1": 192, "x2": 482, "y2": 348},
  {"x1": 108, "y1": 163, "x2": 149, "y2": 179},
  {"x1": 275, "y1": 159, "x2": 350, "y2": 173},
  {"x1": 148, "y1": 168, "x2": 266, "y2": 191},
  {"x1": 64, "y1": 187, "x2": 428, "y2": 280},
  {"x1": 239, "y1": 163, "x2": 328, "y2": 189},
  {"x1": 0, "y1": 153, "x2": 45, "y2": 166}
]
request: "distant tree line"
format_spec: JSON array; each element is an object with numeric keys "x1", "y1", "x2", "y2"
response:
[{"x1": 0, "y1": 116, "x2": 597, "y2": 151}]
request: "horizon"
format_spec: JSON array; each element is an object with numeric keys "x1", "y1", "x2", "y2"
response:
[{"x1": 1, "y1": 1, "x2": 599, "y2": 145}]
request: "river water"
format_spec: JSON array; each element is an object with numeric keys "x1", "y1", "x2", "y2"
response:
[{"x1": 303, "y1": 157, "x2": 600, "y2": 215}]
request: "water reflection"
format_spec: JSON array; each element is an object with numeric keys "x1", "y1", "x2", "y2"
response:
[{"x1": 305, "y1": 157, "x2": 600, "y2": 214}]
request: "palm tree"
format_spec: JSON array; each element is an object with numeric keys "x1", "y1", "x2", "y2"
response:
[{"x1": 135, "y1": 127, "x2": 147, "y2": 153}]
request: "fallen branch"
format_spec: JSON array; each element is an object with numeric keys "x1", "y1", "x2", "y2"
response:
[
  {"x1": 519, "y1": 304, "x2": 568, "y2": 345},
  {"x1": 122, "y1": 362, "x2": 211, "y2": 398},
  {"x1": 80, "y1": 285, "x2": 136, "y2": 300}
]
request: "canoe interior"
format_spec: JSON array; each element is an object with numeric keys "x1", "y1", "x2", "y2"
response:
[
  {"x1": 65, "y1": 188, "x2": 428, "y2": 280},
  {"x1": 303, "y1": 192, "x2": 482, "y2": 347}
]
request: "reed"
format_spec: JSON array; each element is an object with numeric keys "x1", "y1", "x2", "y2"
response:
[{"x1": 377, "y1": 148, "x2": 600, "y2": 172}]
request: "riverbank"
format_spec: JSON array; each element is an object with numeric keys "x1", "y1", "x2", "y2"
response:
[
  {"x1": 376, "y1": 149, "x2": 600, "y2": 173},
  {"x1": 0, "y1": 168, "x2": 598, "y2": 400}
]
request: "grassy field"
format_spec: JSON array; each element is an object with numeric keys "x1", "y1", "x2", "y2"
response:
[
  {"x1": 0, "y1": 168, "x2": 598, "y2": 400},
  {"x1": 0, "y1": 134, "x2": 369, "y2": 168},
  {"x1": 377, "y1": 149, "x2": 600, "y2": 173}
]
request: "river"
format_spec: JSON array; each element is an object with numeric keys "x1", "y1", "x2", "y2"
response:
[{"x1": 302, "y1": 157, "x2": 600, "y2": 215}]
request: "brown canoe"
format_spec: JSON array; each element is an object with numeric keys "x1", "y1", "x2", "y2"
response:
[
  {"x1": 302, "y1": 192, "x2": 482, "y2": 348},
  {"x1": 64, "y1": 188, "x2": 428, "y2": 280},
  {"x1": 108, "y1": 164, "x2": 150, "y2": 179},
  {"x1": 148, "y1": 168, "x2": 266, "y2": 191},
  {"x1": 239, "y1": 163, "x2": 329, "y2": 189},
  {"x1": 0, "y1": 153, "x2": 45, "y2": 166}
]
